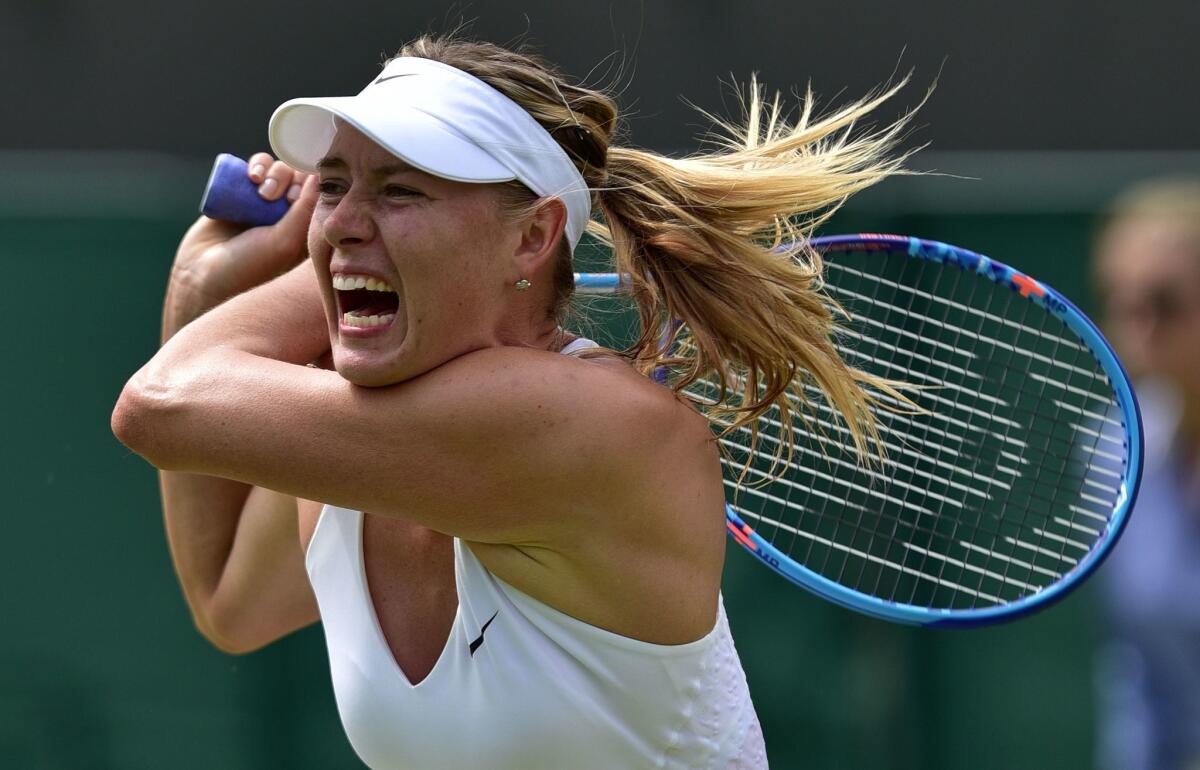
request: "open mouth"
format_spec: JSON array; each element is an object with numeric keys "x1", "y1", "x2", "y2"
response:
[{"x1": 332, "y1": 273, "x2": 401, "y2": 329}]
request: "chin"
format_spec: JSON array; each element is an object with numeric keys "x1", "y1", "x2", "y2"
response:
[
  {"x1": 336, "y1": 369, "x2": 395, "y2": 388},
  {"x1": 331, "y1": 342, "x2": 431, "y2": 388},
  {"x1": 333, "y1": 356, "x2": 404, "y2": 388},
  {"x1": 326, "y1": 314, "x2": 415, "y2": 387},
  {"x1": 328, "y1": 343, "x2": 387, "y2": 385}
]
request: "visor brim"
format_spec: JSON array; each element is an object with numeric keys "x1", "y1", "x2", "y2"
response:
[{"x1": 268, "y1": 96, "x2": 516, "y2": 184}]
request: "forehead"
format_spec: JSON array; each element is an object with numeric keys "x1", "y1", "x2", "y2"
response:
[
  {"x1": 316, "y1": 122, "x2": 504, "y2": 206},
  {"x1": 313, "y1": 122, "x2": 508, "y2": 229},
  {"x1": 317, "y1": 123, "x2": 421, "y2": 174}
]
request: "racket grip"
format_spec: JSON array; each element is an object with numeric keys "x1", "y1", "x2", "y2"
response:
[{"x1": 200, "y1": 153, "x2": 291, "y2": 227}]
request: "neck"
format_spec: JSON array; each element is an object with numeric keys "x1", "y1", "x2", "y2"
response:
[{"x1": 495, "y1": 310, "x2": 570, "y2": 352}]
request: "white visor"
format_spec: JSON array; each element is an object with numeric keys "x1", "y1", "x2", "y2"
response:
[{"x1": 269, "y1": 57, "x2": 592, "y2": 251}]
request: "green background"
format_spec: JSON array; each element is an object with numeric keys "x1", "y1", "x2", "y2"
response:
[
  {"x1": 0, "y1": 155, "x2": 1131, "y2": 769},
  {"x1": 3, "y1": 0, "x2": 1197, "y2": 763}
]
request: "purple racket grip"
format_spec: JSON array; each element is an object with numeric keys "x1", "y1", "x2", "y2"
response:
[{"x1": 200, "y1": 153, "x2": 291, "y2": 227}]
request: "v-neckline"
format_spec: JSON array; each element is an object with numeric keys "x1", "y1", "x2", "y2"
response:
[{"x1": 356, "y1": 510, "x2": 461, "y2": 689}]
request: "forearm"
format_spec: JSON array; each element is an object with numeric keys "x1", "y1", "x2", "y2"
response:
[
  {"x1": 159, "y1": 259, "x2": 328, "y2": 366},
  {"x1": 160, "y1": 475, "x2": 319, "y2": 653},
  {"x1": 162, "y1": 261, "x2": 225, "y2": 343},
  {"x1": 158, "y1": 471, "x2": 252, "y2": 645},
  {"x1": 147, "y1": 261, "x2": 325, "y2": 645}
]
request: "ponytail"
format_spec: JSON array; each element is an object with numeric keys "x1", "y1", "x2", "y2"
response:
[{"x1": 590, "y1": 77, "x2": 922, "y2": 464}]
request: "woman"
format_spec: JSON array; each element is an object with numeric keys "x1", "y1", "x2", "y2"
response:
[
  {"x1": 112, "y1": 34, "x2": 911, "y2": 770},
  {"x1": 1092, "y1": 178, "x2": 1200, "y2": 770}
]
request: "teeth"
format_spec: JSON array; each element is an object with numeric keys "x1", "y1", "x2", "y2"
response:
[
  {"x1": 342, "y1": 311, "x2": 397, "y2": 328},
  {"x1": 332, "y1": 273, "x2": 396, "y2": 293}
]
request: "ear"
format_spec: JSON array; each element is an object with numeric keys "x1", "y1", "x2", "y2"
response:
[{"x1": 511, "y1": 197, "x2": 568, "y2": 280}]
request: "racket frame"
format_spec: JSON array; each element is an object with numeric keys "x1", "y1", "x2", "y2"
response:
[{"x1": 578, "y1": 234, "x2": 1143, "y2": 627}]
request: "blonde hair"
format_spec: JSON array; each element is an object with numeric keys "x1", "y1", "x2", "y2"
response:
[
  {"x1": 392, "y1": 35, "x2": 920, "y2": 464},
  {"x1": 1101, "y1": 176, "x2": 1200, "y2": 252}
]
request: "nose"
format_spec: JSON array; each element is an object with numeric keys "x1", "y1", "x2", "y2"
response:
[{"x1": 322, "y1": 192, "x2": 375, "y2": 248}]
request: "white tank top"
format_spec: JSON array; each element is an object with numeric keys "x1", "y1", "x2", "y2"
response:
[
  {"x1": 303, "y1": 339, "x2": 767, "y2": 769},
  {"x1": 305, "y1": 506, "x2": 767, "y2": 769}
]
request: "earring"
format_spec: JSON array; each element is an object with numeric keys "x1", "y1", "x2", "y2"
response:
[{"x1": 515, "y1": 279, "x2": 532, "y2": 291}]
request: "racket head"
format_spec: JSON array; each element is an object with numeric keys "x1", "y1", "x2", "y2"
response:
[{"x1": 716, "y1": 234, "x2": 1142, "y2": 627}]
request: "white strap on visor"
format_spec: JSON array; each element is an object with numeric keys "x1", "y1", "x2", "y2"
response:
[{"x1": 269, "y1": 57, "x2": 592, "y2": 251}]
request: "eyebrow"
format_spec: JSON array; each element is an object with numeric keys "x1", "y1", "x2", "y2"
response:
[{"x1": 315, "y1": 155, "x2": 419, "y2": 178}]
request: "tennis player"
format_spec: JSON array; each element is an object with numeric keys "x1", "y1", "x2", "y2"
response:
[{"x1": 112, "y1": 34, "x2": 910, "y2": 769}]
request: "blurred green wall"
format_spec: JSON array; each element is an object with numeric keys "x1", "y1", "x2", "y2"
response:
[{"x1": 0, "y1": 155, "x2": 1143, "y2": 769}]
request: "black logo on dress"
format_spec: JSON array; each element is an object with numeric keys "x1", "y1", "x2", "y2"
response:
[{"x1": 469, "y1": 611, "x2": 499, "y2": 657}]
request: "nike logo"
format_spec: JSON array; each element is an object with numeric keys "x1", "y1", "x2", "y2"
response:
[
  {"x1": 373, "y1": 73, "x2": 418, "y2": 85},
  {"x1": 469, "y1": 611, "x2": 499, "y2": 657}
]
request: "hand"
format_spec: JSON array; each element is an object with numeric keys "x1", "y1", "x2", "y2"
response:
[{"x1": 171, "y1": 154, "x2": 318, "y2": 311}]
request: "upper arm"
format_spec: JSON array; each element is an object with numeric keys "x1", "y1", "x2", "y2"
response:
[{"x1": 119, "y1": 347, "x2": 680, "y2": 543}]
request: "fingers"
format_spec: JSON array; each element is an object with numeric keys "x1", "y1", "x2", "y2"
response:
[
  {"x1": 246, "y1": 152, "x2": 274, "y2": 184},
  {"x1": 285, "y1": 173, "x2": 309, "y2": 204},
  {"x1": 257, "y1": 160, "x2": 293, "y2": 201},
  {"x1": 246, "y1": 152, "x2": 310, "y2": 204}
]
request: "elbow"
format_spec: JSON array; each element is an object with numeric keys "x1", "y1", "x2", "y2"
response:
[
  {"x1": 111, "y1": 369, "x2": 184, "y2": 469},
  {"x1": 193, "y1": 605, "x2": 269, "y2": 656},
  {"x1": 198, "y1": 624, "x2": 262, "y2": 656},
  {"x1": 110, "y1": 380, "x2": 148, "y2": 454}
]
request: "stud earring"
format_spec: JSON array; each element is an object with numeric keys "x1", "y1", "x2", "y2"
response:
[{"x1": 515, "y1": 279, "x2": 532, "y2": 291}]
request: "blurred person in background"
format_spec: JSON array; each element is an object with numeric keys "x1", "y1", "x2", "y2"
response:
[{"x1": 1093, "y1": 177, "x2": 1200, "y2": 770}]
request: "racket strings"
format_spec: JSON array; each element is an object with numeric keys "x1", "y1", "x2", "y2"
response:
[
  {"x1": 718, "y1": 400, "x2": 1095, "y2": 595},
  {"x1": 891, "y1": 258, "x2": 996, "y2": 603},
  {"x1": 886, "y1": 257, "x2": 987, "y2": 604},
  {"x1": 958, "y1": 287, "x2": 1052, "y2": 606},
  {"x1": 705, "y1": 247, "x2": 1128, "y2": 611}
]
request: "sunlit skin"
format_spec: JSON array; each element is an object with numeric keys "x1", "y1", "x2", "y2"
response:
[{"x1": 310, "y1": 123, "x2": 569, "y2": 386}]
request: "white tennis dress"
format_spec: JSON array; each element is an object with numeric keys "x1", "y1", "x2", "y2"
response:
[{"x1": 303, "y1": 341, "x2": 768, "y2": 770}]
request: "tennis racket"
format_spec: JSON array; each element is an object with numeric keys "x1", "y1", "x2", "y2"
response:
[{"x1": 201, "y1": 154, "x2": 1143, "y2": 627}]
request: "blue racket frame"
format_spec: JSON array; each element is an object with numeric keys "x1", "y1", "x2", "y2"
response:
[
  {"x1": 201, "y1": 157, "x2": 1143, "y2": 626},
  {"x1": 580, "y1": 235, "x2": 1142, "y2": 627}
]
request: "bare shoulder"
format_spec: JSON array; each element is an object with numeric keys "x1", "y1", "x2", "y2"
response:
[
  {"x1": 451, "y1": 343, "x2": 719, "y2": 530},
  {"x1": 564, "y1": 346, "x2": 714, "y2": 448},
  {"x1": 554, "y1": 347, "x2": 721, "y2": 521},
  {"x1": 444, "y1": 343, "x2": 705, "y2": 448},
  {"x1": 470, "y1": 347, "x2": 726, "y2": 643}
]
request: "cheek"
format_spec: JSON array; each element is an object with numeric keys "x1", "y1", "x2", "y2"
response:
[
  {"x1": 307, "y1": 217, "x2": 331, "y2": 263},
  {"x1": 455, "y1": 196, "x2": 517, "y2": 262}
]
